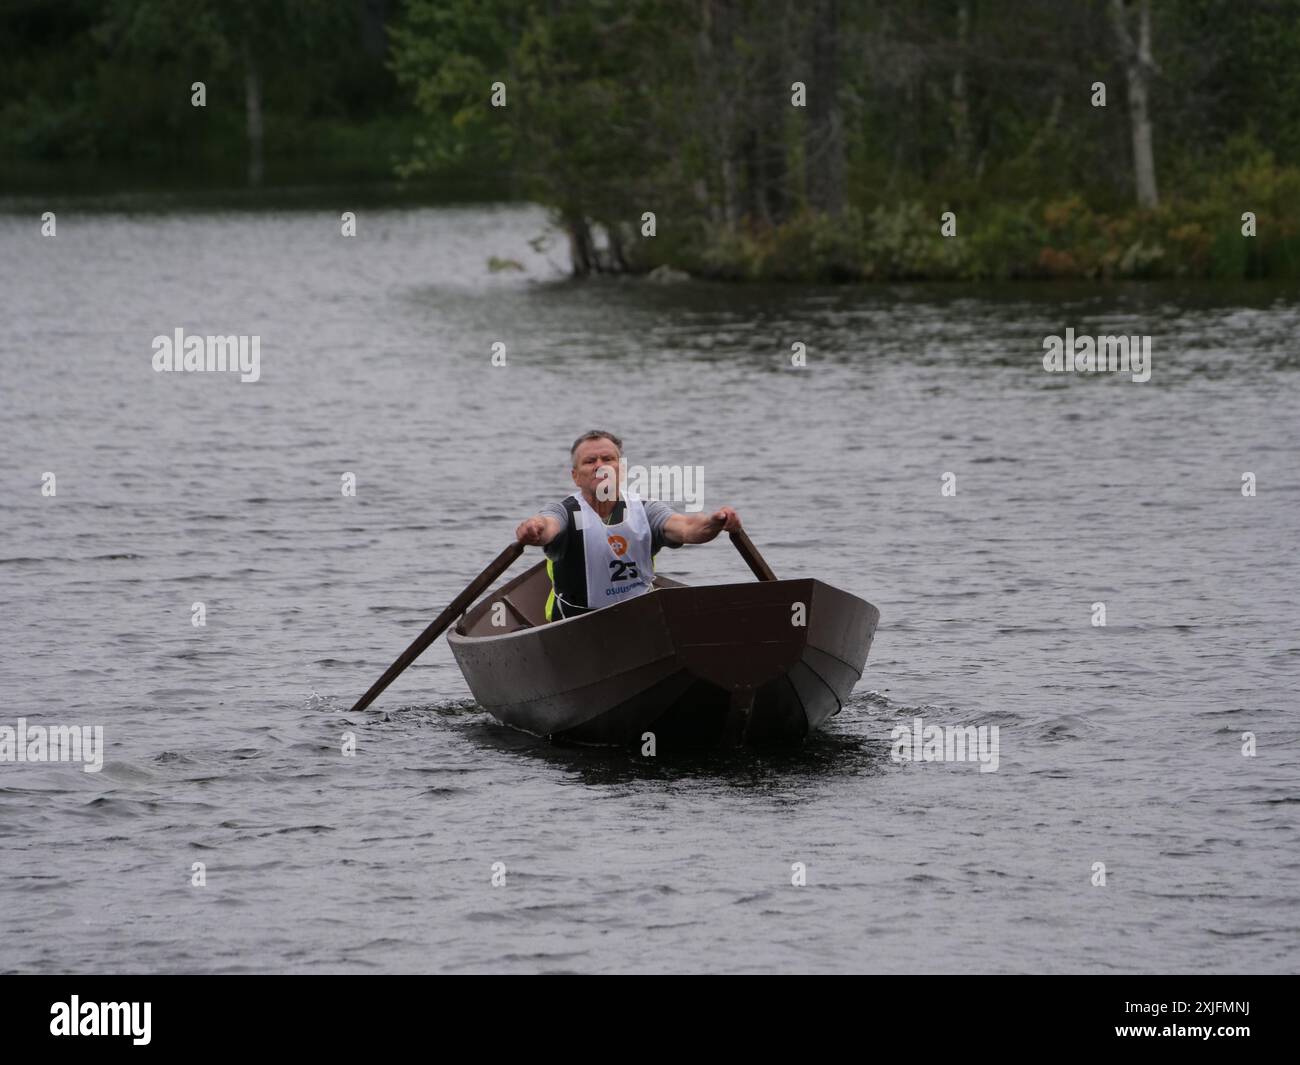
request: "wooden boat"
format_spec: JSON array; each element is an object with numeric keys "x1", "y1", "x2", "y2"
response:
[{"x1": 447, "y1": 562, "x2": 880, "y2": 748}]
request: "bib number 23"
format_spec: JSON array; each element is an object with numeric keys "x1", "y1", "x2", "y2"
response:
[{"x1": 609, "y1": 559, "x2": 640, "y2": 582}]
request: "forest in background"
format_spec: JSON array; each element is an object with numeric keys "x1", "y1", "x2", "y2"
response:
[{"x1": 4, "y1": 0, "x2": 1299, "y2": 279}]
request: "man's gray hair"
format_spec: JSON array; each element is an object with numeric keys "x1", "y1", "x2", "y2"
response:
[{"x1": 570, "y1": 430, "x2": 623, "y2": 464}]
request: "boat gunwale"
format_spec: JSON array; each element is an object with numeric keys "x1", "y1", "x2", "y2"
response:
[{"x1": 450, "y1": 571, "x2": 877, "y2": 648}]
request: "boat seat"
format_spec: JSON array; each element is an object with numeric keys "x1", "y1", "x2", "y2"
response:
[
  {"x1": 459, "y1": 563, "x2": 698, "y2": 636},
  {"x1": 500, "y1": 594, "x2": 532, "y2": 628}
]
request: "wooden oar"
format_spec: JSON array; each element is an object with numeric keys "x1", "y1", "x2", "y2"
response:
[
  {"x1": 729, "y1": 528, "x2": 777, "y2": 582},
  {"x1": 349, "y1": 542, "x2": 525, "y2": 713}
]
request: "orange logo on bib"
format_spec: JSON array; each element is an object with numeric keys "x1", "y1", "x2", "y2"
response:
[{"x1": 607, "y1": 535, "x2": 628, "y2": 556}]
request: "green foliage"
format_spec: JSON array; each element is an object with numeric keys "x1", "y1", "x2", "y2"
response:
[
  {"x1": 5, "y1": 0, "x2": 1300, "y2": 279},
  {"x1": 686, "y1": 209, "x2": 865, "y2": 281},
  {"x1": 0, "y1": 0, "x2": 408, "y2": 184},
  {"x1": 664, "y1": 153, "x2": 1300, "y2": 283},
  {"x1": 859, "y1": 203, "x2": 962, "y2": 280}
]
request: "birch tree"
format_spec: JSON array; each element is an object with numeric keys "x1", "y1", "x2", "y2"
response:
[{"x1": 1109, "y1": 0, "x2": 1160, "y2": 207}]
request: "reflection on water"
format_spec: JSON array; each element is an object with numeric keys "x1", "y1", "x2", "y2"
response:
[{"x1": 440, "y1": 697, "x2": 893, "y2": 789}]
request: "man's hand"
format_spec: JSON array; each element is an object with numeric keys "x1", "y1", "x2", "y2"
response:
[
  {"x1": 707, "y1": 506, "x2": 742, "y2": 535},
  {"x1": 515, "y1": 515, "x2": 556, "y2": 546},
  {"x1": 664, "y1": 506, "x2": 742, "y2": 545}
]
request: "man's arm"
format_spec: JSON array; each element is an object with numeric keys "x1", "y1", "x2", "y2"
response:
[
  {"x1": 516, "y1": 514, "x2": 564, "y2": 545},
  {"x1": 663, "y1": 506, "x2": 741, "y2": 545}
]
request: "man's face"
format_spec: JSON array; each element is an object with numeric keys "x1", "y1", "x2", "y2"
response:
[{"x1": 571, "y1": 438, "x2": 622, "y2": 501}]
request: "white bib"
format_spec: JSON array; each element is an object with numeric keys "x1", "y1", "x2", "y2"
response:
[{"x1": 572, "y1": 490, "x2": 655, "y2": 609}]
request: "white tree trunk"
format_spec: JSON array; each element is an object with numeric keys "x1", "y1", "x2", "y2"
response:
[{"x1": 1110, "y1": 0, "x2": 1158, "y2": 207}]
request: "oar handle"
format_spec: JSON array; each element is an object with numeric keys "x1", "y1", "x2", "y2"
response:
[
  {"x1": 729, "y1": 528, "x2": 777, "y2": 582},
  {"x1": 350, "y1": 541, "x2": 525, "y2": 713}
]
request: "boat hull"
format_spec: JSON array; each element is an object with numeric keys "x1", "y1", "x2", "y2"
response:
[{"x1": 447, "y1": 562, "x2": 879, "y2": 748}]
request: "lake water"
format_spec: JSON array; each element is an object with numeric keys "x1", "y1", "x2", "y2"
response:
[{"x1": 1, "y1": 202, "x2": 1297, "y2": 973}]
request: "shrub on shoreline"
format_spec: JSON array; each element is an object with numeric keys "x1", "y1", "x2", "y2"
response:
[{"x1": 666, "y1": 147, "x2": 1300, "y2": 283}]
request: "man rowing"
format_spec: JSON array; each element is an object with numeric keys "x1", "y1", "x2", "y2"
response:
[{"x1": 514, "y1": 430, "x2": 742, "y2": 620}]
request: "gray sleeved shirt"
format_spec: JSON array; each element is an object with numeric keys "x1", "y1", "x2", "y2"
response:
[{"x1": 539, "y1": 499, "x2": 682, "y2": 561}]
